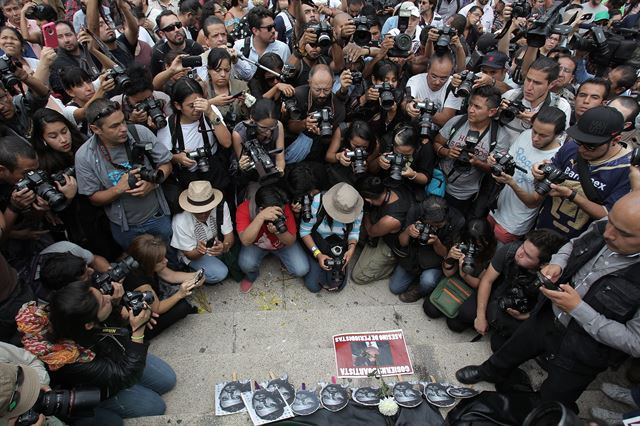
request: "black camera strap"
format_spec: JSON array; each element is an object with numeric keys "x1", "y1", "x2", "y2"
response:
[
  {"x1": 311, "y1": 193, "x2": 354, "y2": 255},
  {"x1": 97, "y1": 125, "x2": 156, "y2": 171},
  {"x1": 446, "y1": 115, "x2": 496, "y2": 182},
  {"x1": 169, "y1": 113, "x2": 216, "y2": 157},
  {"x1": 575, "y1": 154, "x2": 604, "y2": 205}
]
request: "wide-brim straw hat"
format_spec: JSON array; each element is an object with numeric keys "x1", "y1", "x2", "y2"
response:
[
  {"x1": 178, "y1": 180, "x2": 223, "y2": 214},
  {"x1": 323, "y1": 183, "x2": 364, "y2": 224}
]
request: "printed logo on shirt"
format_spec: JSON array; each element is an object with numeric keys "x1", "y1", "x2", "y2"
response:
[{"x1": 107, "y1": 162, "x2": 132, "y2": 186}]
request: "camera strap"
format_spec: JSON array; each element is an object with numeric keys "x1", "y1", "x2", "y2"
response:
[
  {"x1": 575, "y1": 154, "x2": 605, "y2": 205},
  {"x1": 169, "y1": 113, "x2": 216, "y2": 156}
]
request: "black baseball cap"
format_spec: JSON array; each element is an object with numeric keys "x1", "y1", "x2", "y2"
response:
[
  {"x1": 480, "y1": 51, "x2": 509, "y2": 70},
  {"x1": 566, "y1": 106, "x2": 624, "y2": 145}
]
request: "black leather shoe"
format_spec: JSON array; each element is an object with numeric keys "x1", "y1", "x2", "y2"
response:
[{"x1": 456, "y1": 365, "x2": 487, "y2": 384}]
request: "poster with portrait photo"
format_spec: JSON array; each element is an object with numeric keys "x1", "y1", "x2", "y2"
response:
[
  {"x1": 320, "y1": 384, "x2": 350, "y2": 412},
  {"x1": 424, "y1": 383, "x2": 456, "y2": 408},
  {"x1": 333, "y1": 329, "x2": 413, "y2": 378},
  {"x1": 265, "y1": 378, "x2": 295, "y2": 405},
  {"x1": 241, "y1": 388, "x2": 294, "y2": 425},
  {"x1": 215, "y1": 380, "x2": 251, "y2": 415},
  {"x1": 447, "y1": 386, "x2": 479, "y2": 399},
  {"x1": 291, "y1": 388, "x2": 321, "y2": 416},
  {"x1": 393, "y1": 382, "x2": 423, "y2": 408},
  {"x1": 352, "y1": 386, "x2": 381, "y2": 406}
]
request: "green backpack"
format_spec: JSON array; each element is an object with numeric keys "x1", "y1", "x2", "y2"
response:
[{"x1": 429, "y1": 275, "x2": 473, "y2": 318}]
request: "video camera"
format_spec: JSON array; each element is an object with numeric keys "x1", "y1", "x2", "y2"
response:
[
  {"x1": 352, "y1": 16, "x2": 372, "y2": 46},
  {"x1": 135, "y1": 98, "x2": 167, "y2": 129},
  {"x1": 15, "y1": 170, "x2": 67, "y2": 212},
  {"x1": 491, "y1": 152, "x2": 527, "y2": 176},
  {"x1": 16, "y1": 388, "x2": 101, "y2": 426},
  {"x1": 122, "y1": 290, "x2": 155, "y2": 315},
  {"x1": 511, "y1": 0, "x2": 532, "y2": 19},
  {"x1": 106, "y1": 64, "x2": 132, "y2": 91},
  {"x1": 415, "y1": 100, "x2": 438, "y2": 139},
  {"x1": 455, "y1": 71, "x2": 479, "y2": 98},
  {"x1": 309, "y1": 108, "x2": 334, "y2": 137},
  {"x1": 186, "y1": 147, "x2": 210, "y2": 173},
  {"x1": 0, "y1": 54, "x2": 22, "y2": 95},
  {"x1": 93, "y1": 256, "x2": 140, "y2": 295},
  {"x1": 50, "y1": 166, "x2": 76, "y2": 186},
  {"x1": 242, "y1": 134, "x2": 284, "y2": 182},
  {"x1": 569, "y1": 26, "x2": 639, "y2": 75},
  {"x1": 374, "y1": 82, "x2": 396, "y2": 110},
  {"x1": 414, "y1": 222, "x2": 436, "y2": 245},
  {"x1": 499, "y1": 99, "x2": 527, "y2": 125},
  {"x1": 534, "y1": 163, "x2": 566, "y2": 195},
  {"x1": 384, "y1": 153, "x2": 407, "y2": 181},
  {"x1": 523, "y1": 0, "x2": 572, "y2": 48},
  {"x1": 129, "y1": 142, "x2": 164, "y2": 186},
  {"x1": 344, "y1": 147, "x2": 368, "y2": 175},
  {"x1": 309, "y1": 22, "x2": 333, "y2": 48}
]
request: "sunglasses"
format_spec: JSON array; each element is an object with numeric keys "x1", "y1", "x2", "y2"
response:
[
  {"x1": 161, "y1": 21, "x2": 183, "y2": 32},
  {"x1": 575, "y1": 140, "x2": 608, "y2": 151},
  {"x1": 91, "y1": 101, "x2": 121, "y2": 124},
  {"x1": 260, "y1": 24, "x2": 276, "y2": 31},
  {"x1": 6, "y1": 366, "x2": 24, "y2": 413}
]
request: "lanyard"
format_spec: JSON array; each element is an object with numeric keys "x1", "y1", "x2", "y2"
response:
[{"x1": 96, "y1": 139, "x2": 133, "y2": 171}]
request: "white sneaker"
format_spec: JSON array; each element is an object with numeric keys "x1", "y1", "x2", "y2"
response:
[
  {"x1": 601, "y1": 382, "x2": 635, "y2": 407},
  {"x1": 590, "y1": 407, "x2": 624, "y2": 426}
]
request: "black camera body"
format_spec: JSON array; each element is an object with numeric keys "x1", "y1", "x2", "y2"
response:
[
  {"x1": 458, "y1": 241, "x2": 479, "y2": 276},
  {"x1": 531, "y1": 270, "x2": 560, "y2": 291},
  {"x1": 135, "y1": 98, "x2": 167, "y2": 129},
  {"x1": 298, "y1": 193, "x2": 313, "y2": 222},
  {"x1": 107, "y1": 65, "x2": 132, "y2": 91},
  {"x1": 456, "y1": 70, "x2": 478, "y2": 98},
  {"x1": 270, "y1": 214, "x2": 288, "y2": 234},
  {"x1": 511, "y1": 0, "x2": 532, "y2": 18},
  {"x1": 0, "y1": 54, "x2": 22, "y2": 95},
  {"x1": 344, "y1": 147, "x2": 368, "y2": 175},
  {"x1": 16, "y1": 387, "x2": 101, "y2": 426},
  {"x1": 122, "y1": 290, "x2": 155, "y2": 315},
  {"x1": 280, "y1": 64, "x2": 298, "y2": 83},
  {"x1": 435, "y1": 26, "x2": 457, "y2": 55},
  {"x1": 25, "y1": 4, "x2": 51, "y2": 20},
  {"x1": 384, "y1": 153, "x2": 407, "y2": 181},
  {"x1": 93, "y1": 256, "x2": 140, "y2": 295},
  {"x1": 50, "y1": 166, "x2": 76, "y2": 186},
  {"x1": 499, "y1": 99, "x2": 527, "y2": 125},
  {"x1": 374, "y1": 82, "x2": 396, "y2": 110},
  {"x1": 350, "y1": 70, "x2": 363, "y2": 86},
  {"x1": 415, "y1": 100, "x2": 438, "y2": 139},
  {"x1": 324, "y1": 255, "x2": 346, "y2": 289},
  {"x1": 310, "y1": 22, "x2": 333, "y2": 48},
  {"x1": 15, "y1": 170, "x2": 67, "y2": 212},
  {"x1": 535, "y1": 163, "x2": 566, "y2": 195},
  {"x1": 414, "y1": 222, "x2": 436, "y2": 246},
  {"x1": 454, "y1": 130, "x2": 479, "y2": 167},
  {"x1": 309, "y1": 108, "x2": 334, "y2": 137},
  {"x1": 186, "y1": 147, "x2": 210, "y2": 173},
  {"x1": 352, "y1": 16, "x2": 372, "y2": 46},
  {"x1": 491, "y1": 152, "x2": 527, "y2": 176},
  {"x1": 389, "y1": 33, "x2": 413, "y2": 58},
  {"x1": 282, "y1": 95, "x2": 302, "y2": 120},
  {"x1": 569, "y1": 26, "x2": 638, "y2": 72},
  {"x1": 130, "y1": 142, "x2": 164, "y2": 186},
  {"x1": 242, "y1": 137, "x2": 283, "y2": 182},
  {"x1": 498, "y1": 286, "x2": 532, "y2": 313}
]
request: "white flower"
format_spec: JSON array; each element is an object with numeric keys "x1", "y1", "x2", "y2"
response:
[{"x1": 378, "y1": 397, "x2": 399, "y2": 416}]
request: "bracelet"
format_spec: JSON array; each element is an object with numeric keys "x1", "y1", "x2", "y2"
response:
[
  {"x1": 365, "y1": 47, "x2": 371, "y2": 56},
  {"x1": 567, "y1": 189, "x2": 578, "y2": 202},
  {"x1": 408, "y1": 171, "x2": 417, "y2": 180},
  {"x1": 312, "y1": 249, "x2": 321, "y2": 258},
  {"x1": 436, "y1": 145, "x2": 446, "y2": 157},
  {"x1": 131, "y1": 334, "x2": 144, "y2": 341}
]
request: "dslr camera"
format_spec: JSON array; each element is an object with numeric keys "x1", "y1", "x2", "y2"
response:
[
  {"x1": 384, "y1": 153, "x2": 407, "y2": 181},
  {"x1": 50, "y1": 166, "x2": 76, "y2": 186},
  {"x1": 129, "y1": 142, "x2": 164, "y2": 186},
  {"x1": 186, "y1": 147, "x2": 210, "y2": 173},
  {"x1": 324, "y1": 244, "x2": 347, "y2": 289},
  {"x1": 297, "y1": 193, "x2": 313, "y2": 222},
  {"x1": 270, "y1": 214, "x2": 288, "y2": 234},
  {"x1": 458, "y1": 241, "x2": 479, "y2": 276},
  {"x1": 534, "y1": 163, "x2": 566, "y2": 195},
  {"x1": 511, "y1": 0, "x2": 532, "y2": 18},
  {"x1": 415, "y1": 100, "x2": 438, "y2": 139},
  {"x1": 93, "y1": 256, "x2": 140, "y2": 295},
  {"x1": 498, "y1": 286, "x2": 533, "y2": 313},
  {"x1": 282, "y1": 96, "x2": 303, "y2": 120},
  {"x1": 491, "y1": 152, "x2": 527, "y2": 176},
  {"x1": 309, "y1": 22, "x2": 333, "y2": 48},
  {"x1": 122, "y1": 290, "x2": 155, "y2": 315},
  {"x1": 352, "y1": 16, "x2": 372, "y2": 46},
  {"x1": 344, "y1": 147, "x2": 368, "y2": 175},
  {"x1": 15, "y1": 170, "x2": 67, "y2": 212},
  {"x1": 309, "y1": 108, "x2": 334, "y2": 137},
  {"x1": 414, "y1": 222, "x2": 436, "y2": 245},
  {"x1": 0, "y1": 54, "x2": 22, "y2": 95},
  {"x1": 455, "y1": 70, "x2": 478, "y2": 98},
  {"x1": 106, "y1": 65, "x2": 132, "y2": 91},
  {"x1": 135, "y1": 98, "x2": 167, "y2": 129},
  {"x1": 374, "y1": 82, "x2": 396, "y2": 110},
  {"x1": 279, "y1": 64, "x2": 298, "y2": 83},
  {"x1": 454, "y1": 130, "x2": 480, "y2": 167},
  {"x1": 25, "y1": 3, "x2": 52, "y2": 20},
  {"x1": 389, "y1": 6, "x2": 413, "y2": 57},
  {"x1": 16, "y1": 388, "x2": 101, "y2": 426},
  {"x1": 499, "y1": 99, "x2": 527, "y2": 125},
  {"x1": 435, "y1": 26, "x2": 457, "y2": 55}
]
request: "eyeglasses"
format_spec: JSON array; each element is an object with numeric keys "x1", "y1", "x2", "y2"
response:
[
  {"x1": 91, "y1": 101, "x2": 121, "y2": 124},
  {"x1": 257, "y1": 123, "x2": 278, "y2": 132},
  {"x1": 6, "y1": 366, "x2": 24, "y2": 413},
  {"x1": 575, "y1": 140, "x2": 608, "y2": 151},
  {"x1": 161, "y1": 21, "x2": 183, "y2": 32},
  {"x1": 259, "y1": 24, "x2": 276, "y2": 31}
]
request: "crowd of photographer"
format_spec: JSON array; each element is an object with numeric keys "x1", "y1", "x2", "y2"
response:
[{"x1": 0, "y1": 0, "x2": 639, "y2": 422}]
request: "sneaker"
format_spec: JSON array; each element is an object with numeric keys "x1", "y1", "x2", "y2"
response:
[
  {"x1": 240, "y1": 278, "x2": 254, "y2": 293},
  {"x1": 399, "y1": 285, "x2": 424, "y2": 303},
  {"x1": 590, "y1": 407, "x2": 624, "y2": 426},
  {"x1": 601, "y1": 382, "x2": 635, "y2": 407}
]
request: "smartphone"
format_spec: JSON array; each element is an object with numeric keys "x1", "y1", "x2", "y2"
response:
[
  {"x1": 42, "y1": 22, "x2": 58, "y2": 48},
  {"x1": 229, "y1": 91, "x2": 244, "y2": 99},
  {"x1": 181, "y1": 55, "x2": 203, "y2": 68},
  {"x1": 581, "y1": 13, "x2": 593, "y2": 20},
  {"x1": 195, "y1": 269, "x2": 204, "y2": 282}
]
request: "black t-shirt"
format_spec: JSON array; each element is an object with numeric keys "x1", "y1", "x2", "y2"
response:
[
  {"x1": 111, "y1": 34, "x2": 136, "y2": 68},
  {"x1": 369, "y1": 186, "x2": 414, "y2": 248},
  {"x1": 123, "y1": 271, "x2": 159, "y2": 294},
  {"x1": 150, "y1": 39, "x2": 205, "y2": 76}
]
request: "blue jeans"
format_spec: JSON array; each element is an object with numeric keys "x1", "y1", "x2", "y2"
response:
[
  {"x1": 98, "y1": 353, "x2": 176, "y2": 418},
  {"x1": 110, "y1": 214, "x2": 173, "y2": 250},
  {"x1": 188, "y1": 255, "x2": 229, "y2": 284},
  {"x1": 304, "y1": 253, "x2": 349, "y2": 292},
  {"x1": 238, "y1": 243, "x2": 309, "y2": 282},
  {"x1": 389, "y1": 265, "x2": 443, "y2": 296},
  {"x1": 284, "y1": 133, "x2": 313, "y2": 164}
]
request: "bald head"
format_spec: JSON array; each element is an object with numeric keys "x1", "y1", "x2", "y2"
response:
[
  {"x1": 603, "y1": 191, "x2": 640, "y2": 255},
  {"x1": 309, "y1": 64, "x2": 333, "y2": 104}
]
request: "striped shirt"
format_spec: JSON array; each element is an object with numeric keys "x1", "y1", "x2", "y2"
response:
[{"x1": 299, "y1": 193, "x2": 362, "y2": 242}]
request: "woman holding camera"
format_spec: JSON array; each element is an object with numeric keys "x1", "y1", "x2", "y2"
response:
[
  {"x1": 325, "y1": 120, "x2": 379, "y2": 186},
  {"x1": 205, "y1": 48, "x2": 249, "y2": 128},
  {"x1": 16, "y1": 281, "x2": 175, "y2": 420},
  {"x1": 247, "y1": 53, "x2": 295, "y2": 109},
  {"x1": 124, "y1": 234, "x2": 205, "y2": 339},
  {"x1": 300, "y1": 182, "x2": 363, "y2": 292}
]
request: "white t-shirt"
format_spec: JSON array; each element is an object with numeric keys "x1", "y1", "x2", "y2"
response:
[
  {"x1": 171, "y1": 202, "x2": 234, "y2": 264},
  {"x1": 406, "y1": 74, "x2": 462, "y2": 112},
  {"x1": 387, "y1": 26, "x2": 423, "y2": 55},
  {"x1": 501, "y1": 88, "x2": 571, "y2": 141},
  {"x1": 491, "y1": 129, "x2": 561, "y2": 236},
  {"x1": 458, "y1": 1, "x2": 494, "y2": 33}
]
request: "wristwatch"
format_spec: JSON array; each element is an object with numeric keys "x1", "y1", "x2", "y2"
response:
[
  {"x1": 212, "y1": 114, "x2": 223, "y2": 126},
  {"x1": 567, "y1": 189, "x2": 578, "y2": 202},
  {"x1": 293, "y1": 46, "x2": 308, "y2": 59}
]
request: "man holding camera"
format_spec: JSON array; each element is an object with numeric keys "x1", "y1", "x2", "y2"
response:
[
  {"x1": 500, "y1": 57, "x2": 571, "y2": 140},
  {"x1": 75, "y1": 99, "x2": 173, "y2": 251},
  {"x1": 233, "y1": 7, "x2": 291, "y2": 81},
  {"x1": 0, "y1": 64, "x2": 50, "y2": 139},
  {"x1": 528, "y1": 106, "x2": 631, "y2": 240},
  {"x1": 150, "y1": 10, "x2": 205, "y2": 76},
  {"x1": 457, "y1": 190, "x2": 640, "y2": 411},
  {"x1": 433, "y1": 86, "x2": 510, "y2": 216},
  {"x1": 86, "y1": 0, "x2": 139, "y2": 68}
]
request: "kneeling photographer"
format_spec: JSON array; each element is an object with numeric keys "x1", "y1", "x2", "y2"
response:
[
  {"x1": 232, "y1": 99, "x2": 285, "y2": 192},
  {"x1": 325, "y1": 120, "x2": 379, "y2": 186},
  {"x1": 434, "y1": 86, "x2": 510, "y2": 217},
  {"x1": 300, "y1": 182, "x2": 363, "y2": 292},
  {"x1": 157, "y1": 77, "x2": 232, "y2": 207},
  {"x1": 15, "y1": 281, "x2": 176, "y2": 421},
  {"x1": 390, "y1": 196, "x2": 463, "y2": 303},
  {"x1": 470, "y1": 230, "x2": 566, "y2": 350}
]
